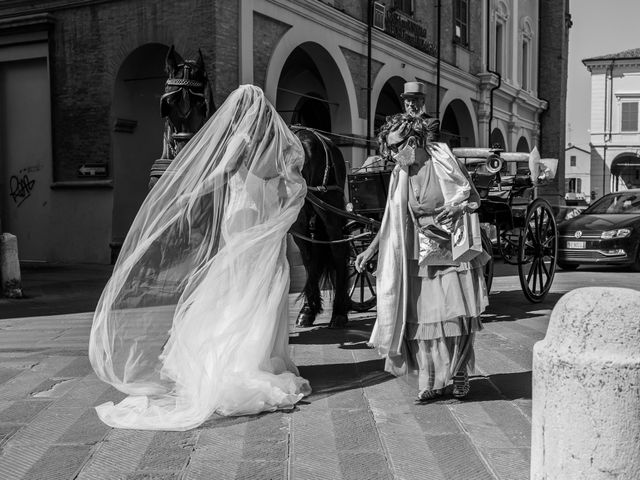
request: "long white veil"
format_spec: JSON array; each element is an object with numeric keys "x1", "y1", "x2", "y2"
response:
[{"x1": 89, "y1": 85, "x2": 311, "y2": 431}]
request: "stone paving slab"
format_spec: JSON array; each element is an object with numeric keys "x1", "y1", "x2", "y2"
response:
[{"x1": 0, "y1": 288, "x2": 549, "y2": 480}]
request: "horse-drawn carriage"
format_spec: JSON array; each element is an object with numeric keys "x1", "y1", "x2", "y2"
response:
[
  {"x1": 153, "y1": 48, "x2": 557, "y2": 326},
  {"x1": 345, "y1": 147, "x2": 559, "y2": 311}
]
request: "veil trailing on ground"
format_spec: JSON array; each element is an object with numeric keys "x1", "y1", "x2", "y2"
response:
[{"x1": 89, "y1": 85, "x2": 311, "y2": 431}]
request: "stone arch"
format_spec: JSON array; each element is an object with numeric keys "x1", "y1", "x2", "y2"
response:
[
  {"x1": 110, "y1": 43, "x2": 169, "y2": 259},
  {"x1": 265, "y1": 37, "x2": 355, "y2": 135},
  {"x1": 490, "y1": 127, "x2": 507, "y2": 150},
  {"x1": 373, "y1": 75, "x2": 404, "y2": 133},
  {"x1": 440, "y1": 98, "x2": 477, "y2": 148},
  {"x1": 611, "y1": 152, "x2": 640, "y2": 190},
  {"x1": 520, "y1": 16, "x2": 534, "y2": 36},
  {"x1": 516, "y1": 136, "x2": 530, "y2": 152}
]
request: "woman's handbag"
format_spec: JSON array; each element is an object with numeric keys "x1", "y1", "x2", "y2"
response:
[
  {"x1": 451, "y1": 212, "x2": 483, "y2": 263},
  {"x1": 409, "y1": 207, "x2": 454, "y2": 266}
]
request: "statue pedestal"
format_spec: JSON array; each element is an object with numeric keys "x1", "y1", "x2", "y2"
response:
[{"x1": 149, "y1": 158, "x2": 173, "y2": 190}]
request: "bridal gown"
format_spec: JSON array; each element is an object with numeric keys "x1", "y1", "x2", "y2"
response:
[{"x1": 89, "y1": 85, "x2": 311, "y2": 431}]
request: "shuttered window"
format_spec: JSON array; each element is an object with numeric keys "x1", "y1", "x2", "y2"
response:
[{"x1": 621, "y1": 102, "x2": 639, "y2": 132}]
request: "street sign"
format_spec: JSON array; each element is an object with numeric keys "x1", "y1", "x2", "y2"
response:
[{"x1": 78, "y1": 163, "x2": 108, "y2": 177}]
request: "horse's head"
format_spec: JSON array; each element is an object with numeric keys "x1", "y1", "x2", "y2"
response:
[{"x1": 160, "y1": 46, "x2": 216, "y2": 157}]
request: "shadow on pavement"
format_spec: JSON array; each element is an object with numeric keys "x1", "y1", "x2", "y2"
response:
[
  {"x1": 466, "y1": 371, "x2": 532, "y2": 402},
  {"x1": 291, "y1": 317, "x2": 376, "y2": 345},
  {"x1": 481, "y1": 291, "x2": 563, "y2": 323},
  {"x1": 299, "y1": 358, "x2": 391, "y2": 400},
  {"x1": 0, "y1": 263, "x2": 113, "y2": 319}
]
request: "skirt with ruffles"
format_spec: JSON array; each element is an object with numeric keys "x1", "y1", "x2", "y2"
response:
[{"x1": 403, "y1": 254, "x2": 489, "y2": 391}]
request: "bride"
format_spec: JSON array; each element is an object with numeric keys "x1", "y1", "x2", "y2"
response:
[{"x1": 89, "y1": 85, "x2": 311, "y2": 431}]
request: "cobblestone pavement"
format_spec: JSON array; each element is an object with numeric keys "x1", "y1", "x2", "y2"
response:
[{"x1": 0, "y1": 265, "x2": 637, "y2": 480}]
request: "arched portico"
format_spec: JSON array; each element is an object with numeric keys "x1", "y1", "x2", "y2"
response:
[
  {"x1": 110, "y1": 43, "x2": 168, "y2": 259},
  {"x1": 440, "y1": 98, "x2": 477, "y2": 147},
  {"x1": 611, "y1": 152, "x2": 640, "y2": 190},
  {"x1": 516, "y1": 136, "x2": 530, "y2": 152},
  {"x1": 267, "y1": 39, "x2": 355, "y2": 167},
  {"x1": 265, "y1": 37, "x2": 356, "y2": 136},
  {"x1": 490, "y1": 127, "x2": 507, "y2": 150},
  {"x1": 373, "y1": 75, "x2": 404, "y2": 132}
]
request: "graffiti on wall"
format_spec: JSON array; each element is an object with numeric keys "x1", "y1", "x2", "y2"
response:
[{"x1": 8, "y1": 166, "x2": 40, "y2": 207}]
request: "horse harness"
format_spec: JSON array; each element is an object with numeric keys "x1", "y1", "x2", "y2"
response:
[
  {"x1": 290, "y1": 125, "x2": 344, "y2": 195},
  {"x1": 160, "y1": 63, "x2": 209, "y2": 159},
  {"x1": 161, "y1": 77, "x2": 207, "y2": 120},
  {"x1": 289, "y1": 126, "x2": 380, "y2": 245}
]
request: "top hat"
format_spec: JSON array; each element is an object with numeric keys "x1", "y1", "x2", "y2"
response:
[{"x1": 401, "y1": 81, "x2": 426, "y2": 98}]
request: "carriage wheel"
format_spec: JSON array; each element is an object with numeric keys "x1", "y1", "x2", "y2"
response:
[
  {"x1": 345, "y1": 222, "x2": 377, "y2": 312},
  {"x1": 481, "y1": 229, "x2": 494, "y2": 294},
  {"x1": 517, "y1": 198, "x2": 558, "y2": 303},
  {"x1": 498, "y1": 225, "x2": 520, "y2": 265}
]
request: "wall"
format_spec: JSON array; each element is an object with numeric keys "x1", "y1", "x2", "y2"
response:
[
  {"x1": 0, "y1": 0, "x2": 219, "y2": 263},
  {"x1": 0, "y1": 28, "x2": 53, "y2": 262}
]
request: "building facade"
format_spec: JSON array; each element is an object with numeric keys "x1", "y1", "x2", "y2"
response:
[
  {"x1": 564, "y1": 144, "x2": 590, "y2": 203},
  {"x1": 584, "y1": 48, "x2": 640, "y2": 199},
  {"x1": 0, "y1": 0, "x2": 569, "y2": 264}
]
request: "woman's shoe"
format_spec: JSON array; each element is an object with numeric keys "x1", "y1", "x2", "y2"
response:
[
  {"x1": 452, "y1": 370, "x2": 470, "y2": 398},
  {"x1": 416, "y1": 388, "x2": 442, "y2": 403}
]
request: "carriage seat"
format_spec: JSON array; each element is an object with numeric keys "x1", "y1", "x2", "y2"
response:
[
  {"x1": 471, "y1": 171, "x2": 498, "y2": 199},
  {"x1": 513, "y1": 173, "x2": 533, "y2": 188},
  {"x1": 486, "y1": 189, "x2": 511, "y2": 202}
]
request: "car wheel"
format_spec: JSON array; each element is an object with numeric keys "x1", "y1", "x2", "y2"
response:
[{"x1": 558, "y1": 262, "x2": 579, "y2": 271}]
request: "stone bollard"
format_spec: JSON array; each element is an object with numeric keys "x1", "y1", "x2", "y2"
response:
[
  {"x1": 0, "y1": 233, "x2": 23, "y2": 298},
  {"x1": 531, "y1": 287, "x2": 640, "y2": 479}
]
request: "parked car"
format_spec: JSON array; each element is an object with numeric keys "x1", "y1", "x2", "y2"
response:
[{"x1": 557, "y1": 189, "x2": 640, "y2": 271}]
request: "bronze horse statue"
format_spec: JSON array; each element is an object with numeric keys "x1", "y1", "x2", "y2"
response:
[
  {"x1": 290, "y1": 127, "x2": 350, "y2": 329},
  {"x1": 149, "y1": 46, "x2": 216, "y2": 188}
]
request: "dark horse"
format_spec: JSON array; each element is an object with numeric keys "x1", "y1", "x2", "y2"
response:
[
  {"x1": 150, "y1": 45, "x2": 216, "y2": 188},
  {"x1": 290, "y1": 127, "x2": 350, "y2": 329}
]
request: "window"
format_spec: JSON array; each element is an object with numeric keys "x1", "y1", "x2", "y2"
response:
[
  {"x1": 520, "y1": 19, "x2": 533, "y2": 91},
  {"x1": 495, "y1": 23, "x2": 504, "y2": 74},
  {"x1": 494, "y1": 2, "x2": 509, "y2": 75},
  {"x1": 521, "y1": 40, "x2": 529, "y2": 90},
  {"x1": 621, "y1": 102, "x2": 639, "y2": 132},
  {"x1": 570, "y1": 155, "x2": 576, "y2": 167},
  {"x1": 567, "y1": 178, "x2": 582, "y2": 193},
  {"x1": 454, "y1": 0, "x2": 469, "y2": 46}
]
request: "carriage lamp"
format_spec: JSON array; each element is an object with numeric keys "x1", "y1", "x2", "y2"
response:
[{"x1": 601, "y1": 228, "x2": 631, "y2": 239}]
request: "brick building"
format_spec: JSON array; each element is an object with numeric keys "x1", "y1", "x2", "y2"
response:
[{"x1": 0, "y1": 0, "x2": 569, "y2": 264}]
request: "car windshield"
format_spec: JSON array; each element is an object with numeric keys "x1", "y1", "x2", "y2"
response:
[{"x1": 584, "y1": 192, "x2": 640, "y2": 214}]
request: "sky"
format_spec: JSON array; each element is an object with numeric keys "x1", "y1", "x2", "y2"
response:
[{"x1": 565, "y1": 0, "x2": 640, "y2": 148}]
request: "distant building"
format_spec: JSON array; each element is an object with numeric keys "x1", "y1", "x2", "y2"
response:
[
  {"x1": 583, "y1": 47, "x2": 640, "y2": 199},
  {"x1": 564, "y1": 144, "x2": 590, "y2": 202},
  {"x1": 0, "y1": 0, "x2": 569, "y2": 264}
]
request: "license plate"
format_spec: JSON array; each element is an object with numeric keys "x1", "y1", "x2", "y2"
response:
[{"x1": 567, "y1": 241, "x2": 585, "y2": 249}]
